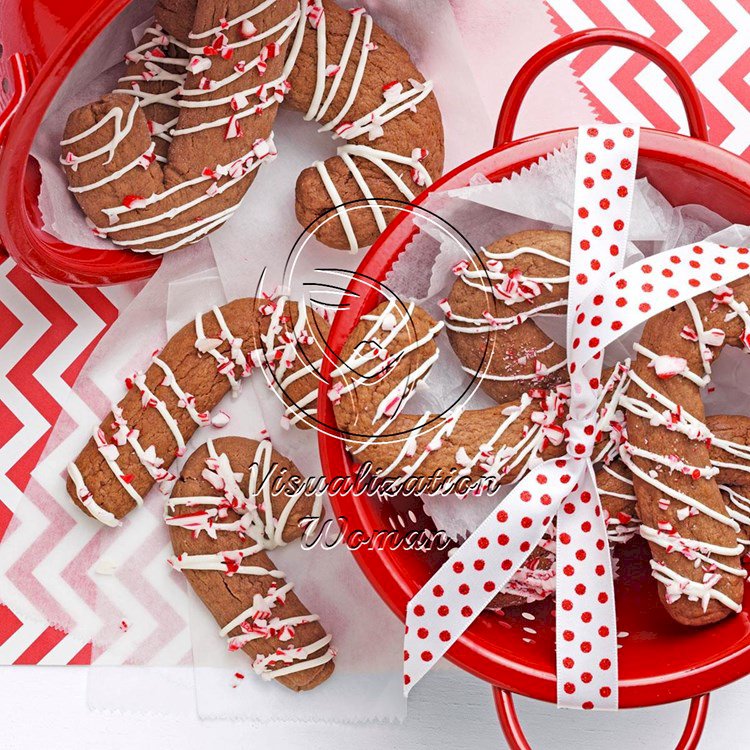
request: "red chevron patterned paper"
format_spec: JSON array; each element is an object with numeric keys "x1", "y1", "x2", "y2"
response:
[
  {"x1": 545, "y1": 0, "x2": 750, "y2": 157},
  {"x1": 2, "y1": 0, "x2": 750, "y2": 665}
]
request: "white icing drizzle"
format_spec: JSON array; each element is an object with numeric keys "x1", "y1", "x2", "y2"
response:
[
  {"x1": 110, "y1": 403, "x2": 177, "y2": 494},
  {"x1": 67, "y1": 144, "x2": 156, "y2": 193},
  {"x1": 640, "y1": 524, "x2": 745, "y2": 576},
  {"x1": 252, "y1": 296, "x2": 323, "y2": 428},
  {"x1": 632, "y1": 342, "x2": 709, "y2": 388},
  {"x1": 464, "y1": 350, "x2": 566, "y2": 383},
  {"x1": 194, "y1": 306, "x2": 250, "y2": 396},
  {"x1": 189, "y1": 0, "x2": 279, "y2": 39},
  {"x1": 329, "y1": 299, "x2": 444, "y2": 427},
  {"x1": 92, "y1": 427, "x2": 144, "y2": 505},
  {"x1": 598, "y1": 465, "x2": 639, "y2": 544},
  {"x1": 172, "y1": 9, "x2": 302, "y2": 130},
  {"x1": 721, "y1": 486, "x2": 750, "y2": 545},
  {"x1": 132, "y1": 371, "x2": 187, "y2": 455},
  {"x1": 60, "y1": 99, "x2": 140, "y2": 168},
  {"x1": 251, "y1": 634, "x2": 333, "y2": 680},
  {"x1": 152, "y1": 356, "x2": 211, "y2": 427},
  {"x1": 97, "y1": 137, "x2": 277, "y2": 254},
  {"x1": 443, "y1": 245, "x2": 570, "y2": 335},
  {"x1": 500, "y1": 559, "x2": 556, "y2": 604},
  {"x1": 66, "y1": 462, "x2": 121, "y2": 527},
  {"x1": 650, "y1": 560, "x2": 743, "y2": 613},
  {"x1": 166, "y1": 438, "x2": 332, "y2": 679},
  {"x1": 114, "y1": 26, "x2": 189, "y2": 156}
]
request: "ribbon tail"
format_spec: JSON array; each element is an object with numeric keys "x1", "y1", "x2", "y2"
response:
[
  {"x1": 403, "y1": 457, "x2": 582, "y2": 695},
  {"x1": 555, "y1": 460, "x2": 619, "y2": 709}
]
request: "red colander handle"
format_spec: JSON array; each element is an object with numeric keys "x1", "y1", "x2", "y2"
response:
[
  {"x1": 494, "y1": 28, "x2": 709, "y2": 148},
  {"x1": 493, "y1": 688, "x2": 709, "y2": 750}
]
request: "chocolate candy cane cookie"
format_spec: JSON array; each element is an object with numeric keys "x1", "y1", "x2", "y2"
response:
[
  {"x1": 67, "y1": 296, "x2": 327, "y2": 526},
  {"x1": 167, "y1": 437, "x2": 334, "y2": 689},
  {"x1": 61, "y1": 0, "x2": 297, "y2": 254},
  {"x1": 624, "y1": 280, "x2": 750, "y2": 625}
]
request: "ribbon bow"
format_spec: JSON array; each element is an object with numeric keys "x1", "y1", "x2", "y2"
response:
[{"x1": 403, "y1": 123, "x2": 750, "y2": 709}]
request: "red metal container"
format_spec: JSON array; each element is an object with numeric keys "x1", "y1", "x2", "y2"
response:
[
  {"x1": 317, "y1": 30, "x2": 750, "y2": 750},
  {"x1": 0, "y1": 0, "x2": 161, "y2": 284}
]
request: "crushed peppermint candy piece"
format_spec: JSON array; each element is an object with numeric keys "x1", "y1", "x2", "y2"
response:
[
  {"x1": 211, "y1": 411, "x2": 231, "y2": 428},
  {"x1": 305, "y1": 0, "x2": 324, "y2": 27},
  {"x1": 649, "y1": 355, "x2": 688, "y2": 380},
  {"x1": 676, "y1": 505, "x2": 700, "y2": 521},
  {"x1": 252, "y1": 137, "x2": 272, "y2": 159},
  {"x1": 426, "y1": 436, "x2": 443, "y2": 452},
  {"x1": 136, "y1": 146, "x2": 156, "y2": 169},
  {"x1": 260, "y1": 42, "x2": 280, "y2": 63},
  {"x1": 455, "y1": 447, "x2": 472, "y2": 467},
  {"x1": 327, "y1": 382, "x2": 344, "y2": 405},
  {"x1": 187, "y1": 55, "x2": 211, "y2": 74},
  {"x1": 703, "y1": 328, "x2": 726, "y2": 347},
  {"x1": 195, "y1": 336, "x2": 223, "y2": 352},
  {"x1": 122, "y1": 194, "x2": 148, "y2": 210},
  {"x1": 225, "y1": 115, "x2": 243, "y2": 140},
  {"x1": 438, "y1": 298, "x2": 452, "y2": 318},
  {"x1": 241, "y1": 19, "x2": 257, "y2": 38},
  {"x1": 680, "y1": 325, "x2": 698, "y2": 342},
  {"x1": 410, "y1": 147, "x2": 429, "y2": 186},
  {"x1": 382, "y1": 80, "x2": 403, "y2": 102},
  {"x1": 380, "y1": 312, "x2": 398, "y2": 331},
  {"x1": 231, "y1": 92, "x2": 249, "y2": 111}
]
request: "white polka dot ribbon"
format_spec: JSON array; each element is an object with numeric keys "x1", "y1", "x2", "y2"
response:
[
  {"x1": 403, "y1": 124, "x2": 640, "y2": 708},
  {"x1": 402, "y1": 124, "x2": 750, "y2": 708}
]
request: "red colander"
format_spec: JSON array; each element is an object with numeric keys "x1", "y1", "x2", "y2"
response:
[
  {"x1": 0, "y1": 0, "x2": 161, "y2": 285},
  {"x1": 317, "y1": 29, "x2": 750, "y2": 750}
]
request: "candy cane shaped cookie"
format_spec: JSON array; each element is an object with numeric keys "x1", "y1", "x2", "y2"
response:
[
  {"x1": 442, "y1": 229, "x2": 571, "y2": 405},
  {"x1": 285, "y1": 0, "x2": 443, "y2": 252},
  {"x1": 167, "y1": 437, "x2": 334, "y2": 689},
  {"x1": 61, "y1": 0, "x2": 444, "y2": 255},
  {"x1": 67, "y1": 296, "x2": 328, "y2": 526},
  {"x1": 624, "y1": 280, "x2": 750, "y2": 625}
]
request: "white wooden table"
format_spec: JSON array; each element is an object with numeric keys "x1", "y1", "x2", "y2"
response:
[{"x1": 2, "y1": 664, "x2": 748, "y2": 749}]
